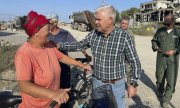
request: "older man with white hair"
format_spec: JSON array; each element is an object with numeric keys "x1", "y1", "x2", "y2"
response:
[{"x1": 58, "y1": 5, "x2": 142, "y2": 108}]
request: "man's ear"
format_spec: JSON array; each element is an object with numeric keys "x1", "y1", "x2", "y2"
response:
[{"x1": 109, "y1": 17, "x2": 113, "y2": 22}]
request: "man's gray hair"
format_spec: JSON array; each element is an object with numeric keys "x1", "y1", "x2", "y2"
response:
[
  {"x1": 95, "y1": 5, "x2": 116, "y2": 22},
  {"x1": 121, "y1": 17, "x2": 129, "y2": 24}
]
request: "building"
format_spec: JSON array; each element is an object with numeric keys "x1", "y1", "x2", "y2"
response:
[{"x1": 135, "y1": 0, "x2": 180, "y2": 23}]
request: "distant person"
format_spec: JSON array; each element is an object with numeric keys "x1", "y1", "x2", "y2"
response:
[
  {"x1": 57, "y1": 5, "x2": 142, "y2": 108},
  {"x1": 120, "y1": 18, "x2": 135, "y2": 85},
  {"x1": 151, "y1": 12, "x2": 180, "y2": 108},
  {"x1": 120, "y1": 17, "x2": 134, "y2": 40},
  {"x1": 46, "y1": 12, "x2": 92, "y2": 108},
  {"x1": 15, "y1": 11, "x2": 91, "y2": 108},
  {"x1": 120, "y1": 17, "x2": 129, "y2": 30}
]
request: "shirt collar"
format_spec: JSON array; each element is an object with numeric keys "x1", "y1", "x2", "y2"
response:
[{"x1": 96, "y1": 26, "x2": 117, "y2": 38}]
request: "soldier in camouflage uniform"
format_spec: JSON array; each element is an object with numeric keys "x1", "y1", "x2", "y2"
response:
[
  {"x1": 151, "y1": 12, "x2": 180, "y2": 108},
  {"x1": 120, "y1": 18, "x2": 135, "y2": 85}
]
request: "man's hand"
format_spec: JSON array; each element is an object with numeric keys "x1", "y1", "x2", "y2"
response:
[
  {"x1": 164, "y1": 50, "x2": 176, "y2": 56},
  {"x1": 127, "y1": 85, "x2": 137, "y2": 98},
  {"x1": 82, "y1": 64, "x2": 92, "y2": 74}
]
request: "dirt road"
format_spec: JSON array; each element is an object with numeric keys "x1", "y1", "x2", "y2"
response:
[{"x1": 0, "y1": 26, "x2": 179, "y2": 108}]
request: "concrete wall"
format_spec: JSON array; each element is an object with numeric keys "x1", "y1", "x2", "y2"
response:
[{"x1": 156, "y1": 2, "x2": 168, "y2": 9}]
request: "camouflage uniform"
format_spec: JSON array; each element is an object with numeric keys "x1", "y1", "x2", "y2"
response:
[
  {"x1": 151, "y1": 26, "x2": 180, "y2": 104},
  {"x1": 125, "y1": 29, "x2": 135, "y2": 85}
]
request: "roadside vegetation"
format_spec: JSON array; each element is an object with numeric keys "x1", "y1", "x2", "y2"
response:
[
  {"x1": 120, "y1": 7, "x2": 159, "y2": 36},
  {"x1": 130, "y1": 24, "x2": 156, "y2": 36},
  {"x1": 0, "y1": 44, "x2": 19, "y2": 72},
  {"x1": 130, "y1": 23, "x2": 180, "y2": 36}
]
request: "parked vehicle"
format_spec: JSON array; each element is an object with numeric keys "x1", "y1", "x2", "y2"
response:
[{"x1": 69, "y1": 10, "x2": 96, "y2": 32}]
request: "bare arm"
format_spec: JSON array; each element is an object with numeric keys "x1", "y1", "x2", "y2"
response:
[
  {"x1": 59, "y1": 31, "x2": 94, "y2": 51},
  {"x1": 18, "y1": 80, "x2": 70, "y2": 104},
  {"x1": 59, "y1": 54, "x2": 91, "y2": 70},
  {"x1": 15, "y1": 51, "x2": 70, "y2": 105},
  {"x1": 18, "y1": 80, "x2": 52, "y2": 99}
]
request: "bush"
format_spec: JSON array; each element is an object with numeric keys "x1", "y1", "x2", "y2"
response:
[
  {"x1": 0, "y1": 45, "x2": 20, "y2": 72},
  {"x1": 130, "y1": 23, "x2": 159, "y2": 36},
  {"x1": 131, "y1": 23, "x2": 180, "y2": 36},
  {"x1": 130, "y1": 27, "x2": 155, "y2": 36}
]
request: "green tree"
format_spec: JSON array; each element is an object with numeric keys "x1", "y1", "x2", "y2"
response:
[
  {"x1": 121, "y1": 10, "x2": 129, "y2": 19},
  {"x1": 129, "y1": 7, "x2": 140, "y2": 14},
  {"x1": 115, "y1": 10, "x2": 121, "y2": 22},
  {"x1": 120, "y1": 7, "x2": 140, "y2": 19}
]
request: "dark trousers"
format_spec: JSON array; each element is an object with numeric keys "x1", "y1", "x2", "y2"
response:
[
  {"x1": 156, "y1": 59, "x2": 179, "y2": 103},
  {"x1": 60, "y1": 62, "x2": 70, "y2": 88},
  {"x1": 60, "y1": 62, "x2": 70, "y2": 108}
]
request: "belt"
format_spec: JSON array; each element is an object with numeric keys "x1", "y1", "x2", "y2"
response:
[{"x1": 102, "y1": 78, "x2": 123, "y2": 84}]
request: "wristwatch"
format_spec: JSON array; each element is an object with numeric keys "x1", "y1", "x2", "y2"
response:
[{"x1": 130, "y1": 83, "x2": 138, "y2": 88}]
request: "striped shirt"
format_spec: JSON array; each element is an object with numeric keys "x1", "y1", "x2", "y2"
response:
[{"x1": 60, "y1": 27, "x2": 141, "y2": 83}]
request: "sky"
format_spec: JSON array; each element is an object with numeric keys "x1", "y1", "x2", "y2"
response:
[{"x1": 0, "y1": 0, "x2": 151, "y2": 22}]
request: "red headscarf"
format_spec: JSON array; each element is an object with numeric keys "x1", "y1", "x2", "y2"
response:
[{"x1": 22, "y1": 11, "x2": 49, "y2": 36}]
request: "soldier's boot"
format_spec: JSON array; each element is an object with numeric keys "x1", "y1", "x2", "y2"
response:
[
  {"x1": 162, "y1": 95, "x2": 173, "y2": 108},
  {"x1": 162, "y1": 102, "x2": 169, "y2": 108}
]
